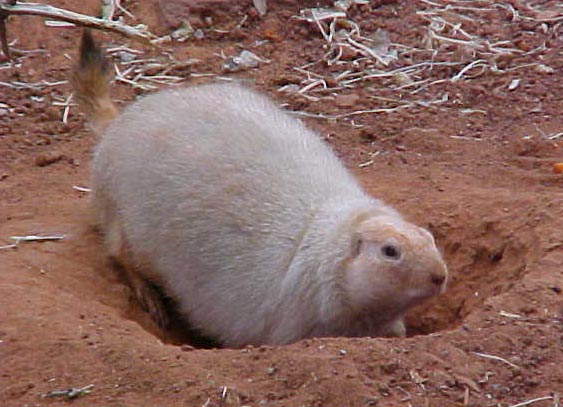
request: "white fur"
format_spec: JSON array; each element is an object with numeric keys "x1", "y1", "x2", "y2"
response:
[{"x1": 92, "y1": 83, "x2": 447, "y2": 347}]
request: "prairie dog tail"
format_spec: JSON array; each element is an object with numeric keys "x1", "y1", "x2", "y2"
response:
[{"x1": 72, "y1": 30, "x2": 118, "y2": 135}]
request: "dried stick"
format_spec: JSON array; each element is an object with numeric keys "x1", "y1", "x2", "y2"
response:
[
  {"x1": 473, "y1": 352, "x2": 521, "y2": 370},
  {"x1": 0, "y1": 2, "x2": 155, "y2": 55},
  {"x1": 508, "y1": 395, "x2": 553, "y2": 407},
  {"x1": 0, "y1": 16, "x2": 10, "y2": 60},
  {"x1": 101, "y1": 0, "x2": 118, "y2": 20},
  {"x1": 0, "y1": 0, "x2": 15, "y2": 60}
]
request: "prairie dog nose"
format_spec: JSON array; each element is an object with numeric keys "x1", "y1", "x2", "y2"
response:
[{"x1": 431, "y1": 273, "x2": 446, "y2": 286}]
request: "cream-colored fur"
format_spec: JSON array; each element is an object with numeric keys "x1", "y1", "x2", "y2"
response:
[{"x1": 75, "y1": 32, "x2": 448, "y2": 347}]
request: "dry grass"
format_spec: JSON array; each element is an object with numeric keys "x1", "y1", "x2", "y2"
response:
[{"x1": 285, "y1": 0, "x2": 560, "y2": 120}]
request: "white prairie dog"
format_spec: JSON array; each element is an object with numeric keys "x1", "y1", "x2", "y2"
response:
[{"x1": 74, "y1": 31, "x2": 448, "y2": 347}]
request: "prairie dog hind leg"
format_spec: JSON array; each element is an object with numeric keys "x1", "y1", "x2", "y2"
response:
[{"x1": 106, "y1": 220, "x2": 169, "y2": 330}]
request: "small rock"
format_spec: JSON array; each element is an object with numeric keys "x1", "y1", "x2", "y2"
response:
[
  {"x1": 118, "y1": 51, "x2": 136, "y2": 63},
  {"x1": 45, "y1": 106, "x2": 60, "y2": 121},
  {"x1": 534, "y1": 64, "x2": 554, "y2": 74},
  {"x1": 193, "y1": 29, "x2": 205, "y2": 40},
  {"x1": 253, "y1": 0, "x2": 267, "y2": 16},
  {"x1": 171, "y1": 20, "x2": 194, "y2": 42},
  {"x1": 223, "y1": 50, "x2": 263, "y2": 72},
  {"x1": 507, "y1": 78, "x2": 520, "y2": 91},
  {"x1": 380, "y1": 362, "x2": 400, "y2": 374},
  {"x1": 323, "y1": 75, "x2": 339, "y2": 88},
  {"x1": 359, "y1": 129, "x2": 376, "y2": 142},
  {"x1": 35, "y1": 150, "x2": 63, "y2": 167},
  {"x1": 263, "y1": 28, "x2": 281, "y2": 43},
  {"x1": 334, "y1": 93, "x2": 360, "y2": 107}
]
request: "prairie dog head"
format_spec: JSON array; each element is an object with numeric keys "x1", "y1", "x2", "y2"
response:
[{"x1": 344, "y1": 215, "x2": 448, "y2": 316}]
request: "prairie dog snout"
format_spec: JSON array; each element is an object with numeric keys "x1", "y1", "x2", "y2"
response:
[{"x1": 74, "y1": 31, "x2": 448, "y2": 347}]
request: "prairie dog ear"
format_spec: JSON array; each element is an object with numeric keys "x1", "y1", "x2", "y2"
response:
[{"x1": 420, "y1": 227, "x2": 437, "y2": 243}]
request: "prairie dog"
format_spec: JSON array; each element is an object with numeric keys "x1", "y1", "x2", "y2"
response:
[{"x1": 74, "y1": 31, "x2": 448, "y2": 347}]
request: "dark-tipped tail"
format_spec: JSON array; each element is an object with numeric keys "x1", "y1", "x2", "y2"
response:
[{"x1": 72, "y1": 30, "x2": 118, "y2": 135}]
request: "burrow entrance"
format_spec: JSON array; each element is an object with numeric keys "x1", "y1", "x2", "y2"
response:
[
  {"x1": 406, "y1": 217, "x2": 537, "y2": 336},
  {"x1": 119, "y1": 214, "x2": 538, "y2": 347}
]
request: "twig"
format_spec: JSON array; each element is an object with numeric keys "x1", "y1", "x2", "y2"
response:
[
  {"x1": 61, "y1": 92, "x2": 73, "y2": 124},
  {"x1": 396, "y1": 385, "x2": 412, "y2": 402},
  {"x1": 289, "y1": 104, "x2": 411, "y2": 120},
  {"x1": 0, "y1": 11, "x2": 11, "y2": 60},
  {"x1": 311, "y1": 10, "x2": 331, "y2": 43},
  {"x1": 463, "y1": 386, "x2": 470, "y2": 407},
  {"x1": 0, "y1": 79, "x2": 67, "y2": 90},
  {"x1": 101, "y1": 0, "x2": 118, "y2": 20},
  {"x1": 451, "y1": 59, "x2": 489, "y2": 82},
  {"x1": 0, "y1": 2, "x2": 156, "y2": 54},
  {"x1": 73, "y1": 185, "x2": 91, "y2": 192},
  {"x1": 44, "y1": 20, "x2": 75, "y2": 27},
  {"x1": 291, "y1": 1, "x2": 558, "y2": 120},
  {"x1": 10, "y1": 234, "x2": 66, "y2": 244},
  {"x1": 43, "y1": 384, "x2": 94, "y2": 399},
  {"x1": 0, "y1": 243, "x2": 18, "y2": 250},
  {"x1": 116, "y1": 1, "x2": 134, "y2": 20},
  {"x1": 346, "y1": 35, "x2": 389, "y2": 66},
  {"x1": 499, "y1": 310, "x2": 523, "y2": 319},
  {"x1": 450, "y1": 135, "x2": 483, "y2": 141},
  {"x1": 508, "y1": 395, "x2": 553, "y2": 407},
  {"x1": 473, "y1": 352, "x2": 521, "y2": 369}
]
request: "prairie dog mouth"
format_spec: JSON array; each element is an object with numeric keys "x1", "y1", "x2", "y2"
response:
[{"x1": 406, "y1": 286, "x2": 443, "y2": 302}]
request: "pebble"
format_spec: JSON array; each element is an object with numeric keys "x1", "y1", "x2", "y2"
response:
[
  {"x1": 35, "y1": 150, "x2": 63, "y2": 167},
  {"x1": 334, "y1": 93, "x2": 360, "y2": 107}
]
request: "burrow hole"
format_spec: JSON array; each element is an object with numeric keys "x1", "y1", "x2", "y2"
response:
[{"x1": 119, "y1": 219, "x2": 533, "y2": 348}]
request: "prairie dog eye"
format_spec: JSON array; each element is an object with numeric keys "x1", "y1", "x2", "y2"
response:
[{"x1": 382, "y1": 244, "x2": 401, "y2": 260}]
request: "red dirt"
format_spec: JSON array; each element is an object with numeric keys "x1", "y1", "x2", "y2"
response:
[{"x1": 1, "y1": 1, "x2": 561, "y2": 406}]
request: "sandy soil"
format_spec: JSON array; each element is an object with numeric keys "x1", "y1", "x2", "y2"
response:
[{"x1": 0, "y1": 1, "x2": 561, "y2": 406}]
